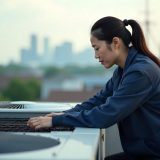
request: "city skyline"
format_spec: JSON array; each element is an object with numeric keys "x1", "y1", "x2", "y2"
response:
[
  {"x1": 20, "y1": 34, "x2": 97, "y2": 67},
  {"x1": 0, "y1": 0, "x2": 160, "y2": 65}
]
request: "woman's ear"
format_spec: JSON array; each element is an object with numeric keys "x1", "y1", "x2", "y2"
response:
[{"x1": 112, "y1": 37, "x2": 120, "y2": 49}]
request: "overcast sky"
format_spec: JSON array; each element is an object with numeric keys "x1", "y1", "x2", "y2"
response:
[{"x1": 0, "y1": 0, "x2": 160, "y2": 64}]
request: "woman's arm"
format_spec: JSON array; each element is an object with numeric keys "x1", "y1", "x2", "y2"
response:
[
  {"x1": 64, "y1": 77, "x2": 114, "y2": 113},
  {"x1": 52, "y1": 71, "x2": 153, "y2": 128}
]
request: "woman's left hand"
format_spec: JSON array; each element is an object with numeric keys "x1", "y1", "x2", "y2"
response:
[{"x1": 27, "y1": 116, "x2": 52, "y2": 130}]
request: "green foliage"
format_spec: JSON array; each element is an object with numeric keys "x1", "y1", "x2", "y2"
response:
[
  {"x1": 42, "y1": 65, "x2": 108, "y2": 77},
  {"x1": 0, "y1": 64, "x2": 115, "y2": 77},
  {"x1": 2, "y1": 78, "x2": 41, "y2": 101},
  {"x1": 0, "y1": 93, "x2": 10, "y2": 101},
  {"x1": 0, "y1": 65, "x2": 6, "y2": 75},
  {"x1": 0, "y1": 64, "x2": 116, "y2": 101},
  {"x1": 0, "y1": 64, "x2": 32, "y2": 76},
  {"x1": 42, "y1": 66, "x2": 62, "y2": 77}
]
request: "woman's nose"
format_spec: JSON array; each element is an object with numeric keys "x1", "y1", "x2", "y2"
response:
[{"x1": 95, "y1": 53, "x2": 99, "y2": 59}]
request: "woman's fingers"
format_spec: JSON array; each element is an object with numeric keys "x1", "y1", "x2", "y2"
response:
[
  {"x1": 27, "y1": 116, "x2": 52, "y2": 129},
  {"x1": 27, "y1": 116, "x2": 40, "y2": 128}
]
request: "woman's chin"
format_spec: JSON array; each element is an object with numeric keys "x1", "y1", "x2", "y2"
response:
[{"x1": 103, "y1": 63, "x2": 112, "y2": 69}]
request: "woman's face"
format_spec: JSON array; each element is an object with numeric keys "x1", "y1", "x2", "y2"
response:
[{"x1": 90, "y1": 35, "x2": 119, "y2": 68}]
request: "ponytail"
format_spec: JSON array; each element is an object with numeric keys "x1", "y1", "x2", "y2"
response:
[{"x1": 126, "y1": 19, "x2": 160, "y2": 67}]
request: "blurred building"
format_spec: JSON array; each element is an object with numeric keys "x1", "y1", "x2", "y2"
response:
[
  {"x1": 41, "y1": 73, "x2": 112, "y2": 102},
  {"x1": 20, "y1": 34, "x2": 98, "y2": 67},
  {"x1": 47, "y1": 89, "x2": 99, "y2": 102}
]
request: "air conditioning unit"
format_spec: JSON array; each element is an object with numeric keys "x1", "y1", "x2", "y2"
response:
[{"x1": 0, "y1": 101, "x2": 100, "y2": 160}]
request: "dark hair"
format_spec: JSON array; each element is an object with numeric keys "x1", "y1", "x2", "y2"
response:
[{"x1": 91, "y1": 16, "x2": 160, "y2": 67}]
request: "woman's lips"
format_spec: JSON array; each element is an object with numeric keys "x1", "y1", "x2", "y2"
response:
[{"x1": 99, "y1": 60, "x2": 104, "y2": 64}]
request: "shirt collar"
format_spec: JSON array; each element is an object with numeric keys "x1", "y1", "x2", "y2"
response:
[{"x1": 123, "y1": 47, "x2": 138, "y2": 71}]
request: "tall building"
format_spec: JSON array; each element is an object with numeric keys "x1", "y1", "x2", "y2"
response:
[
  {"x1": 40, "y1": 37, "x2": 53, "y2": 65},
  {"x1": 53, "y1": 42, "x2": 74, "y2": 66},
  {"x1": 20, "y1": 48, "x2": 30, "y2": 64},
  {"x1": 20, "y1": 34, "x2": 39, "y2": 66},
  {"x1": 30, "y1": 34, "x2": 38, "y2": 59}
]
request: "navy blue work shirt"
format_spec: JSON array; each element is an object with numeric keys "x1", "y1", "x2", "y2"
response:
[{"x1": 53, "y1": 47, "x2": 160, "y2": 157}]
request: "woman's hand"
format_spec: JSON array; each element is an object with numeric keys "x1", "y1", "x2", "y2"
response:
[
  {"x1": 27, "y1": 116, "x2": 52, "y2": 130},
  {"x1": 27, "y1": 112, "x2": 64, "y2": 130}
]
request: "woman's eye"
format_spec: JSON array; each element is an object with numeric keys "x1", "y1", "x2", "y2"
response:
[{"x1": 95, "y1": 48, "x2": 99, "y2": 51}]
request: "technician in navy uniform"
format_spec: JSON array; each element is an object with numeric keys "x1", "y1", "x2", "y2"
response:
[{"x1": 28, "y1": 16, "x2": 160, "y2": 160}]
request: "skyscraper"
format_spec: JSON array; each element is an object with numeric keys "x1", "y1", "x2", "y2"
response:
[{"x1": 30, "y1": 34, "x2": 38, "y2": 58}]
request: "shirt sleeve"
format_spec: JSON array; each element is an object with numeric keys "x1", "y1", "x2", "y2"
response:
[
  {"x1": 64, "y1": 77, "x2": 114, "y2": 113},
  {"x1": 53, "y1": 71, "x2": 152, "y2": 128}
]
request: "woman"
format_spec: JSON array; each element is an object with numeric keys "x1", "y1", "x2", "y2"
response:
[{"x1": 27, "y1": 16, "x2": 160, "y2": 160}]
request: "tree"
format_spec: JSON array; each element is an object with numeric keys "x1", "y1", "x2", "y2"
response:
[{"x1": 2, "y1": 78, "x2": 41, "y2": 101}]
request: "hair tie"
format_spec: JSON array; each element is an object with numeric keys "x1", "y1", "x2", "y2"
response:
[{"x1": 123, "y1": 19, "x2": 129, "y2": 26}]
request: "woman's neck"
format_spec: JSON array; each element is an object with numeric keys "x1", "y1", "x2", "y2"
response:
[{"x1": 117, "y1": 46, "x2": 129, "y2": 69}]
